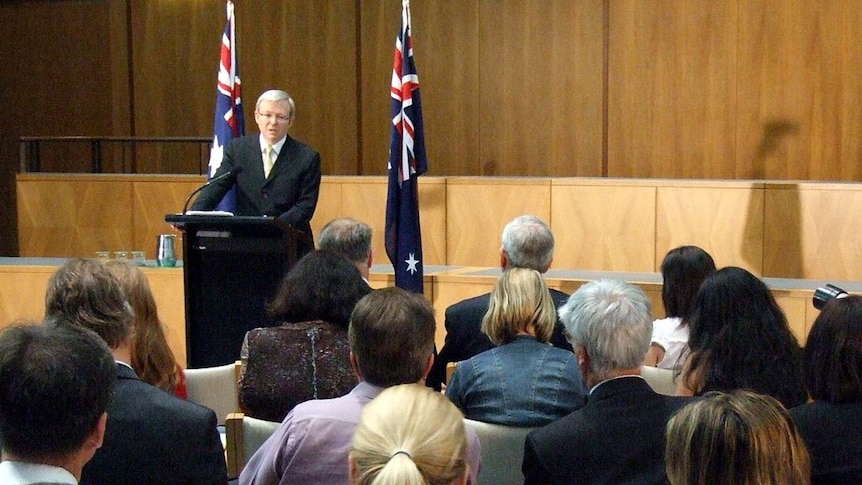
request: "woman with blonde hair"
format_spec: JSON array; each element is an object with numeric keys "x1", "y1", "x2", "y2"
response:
[
  {"x1": 106, "y1": 261, "x2": 186, "y2": 398},
  {"x1": 665, "y1": 390, "x2": 810, "y2": 485},
  {"x1": 350, "y1": 384, "x2": 469, "y2": 485},
  {"x1": 445, "y1": 268, "x2": 586, "y2": 426}
]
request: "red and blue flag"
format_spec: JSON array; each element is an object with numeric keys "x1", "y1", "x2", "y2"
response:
[
  {"x1": 209, "y1": 0, "x2": 245, "y2": 212},
  {"x1": 385, "y1": 0, "x2": 427, "y2": 294}
]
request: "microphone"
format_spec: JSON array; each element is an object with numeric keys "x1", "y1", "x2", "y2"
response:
[{"x1": 182, "y1": 165, "x2": 244, "y2": 214}]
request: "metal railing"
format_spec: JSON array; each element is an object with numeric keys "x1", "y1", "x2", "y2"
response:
[{"x1": 19, "y1": 136, "x2": 212, "y2": 174}]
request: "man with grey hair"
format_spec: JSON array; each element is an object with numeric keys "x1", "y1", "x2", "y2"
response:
[
  {"x1": 426, "y1": 215, "x2": 572, "y2": 390},
  {"x1": 522, "y1": 279, "x2": 691, "y2": 485},
  {"x1": 318, "y1": 217, "x2": 373, "y2": 281},
  {"x1": 191, "y1": 89, "x2": 321, "y2": 256}
]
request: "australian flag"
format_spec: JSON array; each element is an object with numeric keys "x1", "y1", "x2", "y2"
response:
[
  {"x1": 385, "y1": 0, "x2": 427, "y2": 294},
  {"x1": 209, "y1": 0, "x2": 245, "y2": 212}
]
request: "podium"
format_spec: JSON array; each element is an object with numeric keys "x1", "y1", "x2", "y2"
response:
[{"x1": 165, "y1": 214, "x2": 310, "y2": 368}]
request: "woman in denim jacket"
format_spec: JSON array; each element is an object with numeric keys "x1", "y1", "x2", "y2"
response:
[{"x1": 446, "y1": 268, "x2": 587, "y2": 427}]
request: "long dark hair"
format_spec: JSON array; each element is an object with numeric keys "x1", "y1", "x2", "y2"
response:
[
  {"x1": 683, "y1": 267, "x2": 806, "y2": 408},
  {"x1": 803, "y1": 295, "x2": 862, "y2": 403},
  {"x1": 266, "y1": 250, "x2": 371, "y2": 328},
  {"x1": 661, "y1": 245, "x2": 716, "y2": 319}
]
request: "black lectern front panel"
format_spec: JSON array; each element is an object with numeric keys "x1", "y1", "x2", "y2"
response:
[{"x1": 165, "y1": 215, "x2": 305, "y2": 368}]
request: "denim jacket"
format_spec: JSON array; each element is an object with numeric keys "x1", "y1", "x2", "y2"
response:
[{"x1": 446, "y1": 335, "x2": 587, "y2": 427}]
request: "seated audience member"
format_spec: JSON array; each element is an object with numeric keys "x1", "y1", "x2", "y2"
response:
[
  {"x1": 240, "y1": 250, "x2": 372, "y2": 421},
  {"x1": 240, "y1": 287, "x2": 481, "y2": 485},
  {"x1": 106, "y1": 261, "x2": 187, "y2": 398},
  {"x1": 428, "y1": 215, "x2": 573, "y2": 391},
  {"x1": 522, "y1": 279, "x2": 691, "y2": 485},
  {"x1": 791, "y1": 295, "x2": 862, "y2": 483},
  {"x1": 0, "y1": 323, "x2": 115, "y2": 485},
  {"x1": 350, "y1": 384, "x2": 470, "y2": 485},
  {"x1": 666, "y1": 390, "x2": 810, "y2": 485},
  {"x1": 45, "y1": 258, "x2": 227, "y2": 485},
  {"x1": 643, "y1": 245, "x2": 715, "y2": 370},
  {"x1": 318, "y1": 217, "x2": 373, "y2": 281},
  {"x1": 677, "y1": 266, "x2": 807, "y2": 409},
  {"x1": 446, "y1": 268, "x2": 586, "y2": 426}
]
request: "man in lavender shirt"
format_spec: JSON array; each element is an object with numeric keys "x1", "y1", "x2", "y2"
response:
[{"x1": 240, "y1": 287, "x2": 482, "y2": 485}]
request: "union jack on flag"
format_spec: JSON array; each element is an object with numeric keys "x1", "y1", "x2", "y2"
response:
[
  {"x1": 385, "y1": 0, "x2": 427, "y2": 294},
  {"x1": 209, "y1": 0, "x2": 245, "y2": 212}
]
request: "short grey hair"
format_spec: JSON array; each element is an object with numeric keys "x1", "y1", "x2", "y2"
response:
[
  {"x1": 501, "y1": 215, "x2": 554, "y2": 271},
  {"x1": 559, "y1": 279, "x2": 653, "y2": 381},
  {"x1": 318, "y1": 218, "x2": 372, "y2": 264},
  {"x1": 256, "y1": 89, "x2": 295, "y2": 117}
]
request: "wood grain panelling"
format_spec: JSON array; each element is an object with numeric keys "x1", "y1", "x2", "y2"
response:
[
  {"x1": 310, "y1": 178, "x2": 344, "y2": 239},
  {"x1": 318, "y1": 176, "x2": 446, "y2": 267},
  {"x1": 655, "y1": 183, "x2": 764, "y2": 275},
  {"x1": 360, "y1": 0, "x2": 482, "y2": 176},
  {"x1": 17, "y1": 177, "x2": 133, "y2": 257},
  {"x1": 737, "y1": 1, "x2": 862, "y2": 180},
  {"x1": 0, "y1": 1, "x2": 118, "y2": 255},
  {"x1": 446, "y1": 178, "x2": 551, "y2": 266},
  {"x1": 764, "y1": 183, "x2": 862, "y2": 280},
  {"x1": 479, "y1": 0, "x2": 604, "y2": 176},
  {"x1": 132, "y1": 176, "x2": 206, "y2": 260},
  {"x1": 551, "y1": 180, "x2": 656, "y2": 272},
  {"x1": 608, "y1": 1, "x2": 738, "y2": 178},
  {"x1": 236, "y1": 0, "x2": 359, "y2": 176}
]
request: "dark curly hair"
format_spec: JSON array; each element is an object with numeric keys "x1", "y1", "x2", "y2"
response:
[{"x1": 266, "y1": 250, "x2": 371, "y2": 328}]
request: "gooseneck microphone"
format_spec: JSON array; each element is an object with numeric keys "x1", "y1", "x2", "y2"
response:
[{"x1": 182, "y1": 165, "x2": 244, "y2": 214}]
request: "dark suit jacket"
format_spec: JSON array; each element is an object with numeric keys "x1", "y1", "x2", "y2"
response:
[
  {"x1": 191, "y1": 134, "x2": 321, "y2": 254},
  {"x1": 80, "y1": 364, "x2": 228, "y2": 485},
  {"x1": 522, "y1": 377, "x2": 691, "y2": 485},
  {"x1": 426, "y1": 288, "x2": 572, "y2": 391},
  {"x1": 790, "y1": 400, "x2": 862, "y2": 484}
]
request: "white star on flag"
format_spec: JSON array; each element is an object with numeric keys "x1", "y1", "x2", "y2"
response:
[
  {"x1": 405, "y1": 253, "x2": 420, "y2": 274},
  {"x1": 209, "y1": 135, "x2": 225, "y2": 176}
]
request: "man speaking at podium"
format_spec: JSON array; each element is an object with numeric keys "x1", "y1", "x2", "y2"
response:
[{"x1": 190, "y1": 89, "x2": 321, "y2": 255}]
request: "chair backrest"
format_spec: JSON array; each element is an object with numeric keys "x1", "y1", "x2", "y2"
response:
[
  {"x1": 184, "y1": 361, "x2": 241, "y2": 425},
  {"x1": 225, "y1": 412, "x2": 281, "y2": 479},
  {"x1": 640, "y1": 365, "x2": 677, "y2": 396},
  {"x1": 463, "y1": 418, "x2": 534, "y2": 485},
  {"x1": 446, "y1": 361, "x2": 458, "y2": 386}
]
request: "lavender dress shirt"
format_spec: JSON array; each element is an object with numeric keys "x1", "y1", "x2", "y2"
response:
[{"x1": 239, "y1": 381, "x2": 482, "y2": 485}]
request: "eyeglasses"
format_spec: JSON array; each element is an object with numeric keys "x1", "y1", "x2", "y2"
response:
[{"x1": 257, "y1": 112, "x2": 291, "y2": 123}]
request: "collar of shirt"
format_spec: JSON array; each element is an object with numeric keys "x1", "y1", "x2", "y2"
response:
[
  {"x1": 589, "y1": 374, "x2": 645, "y2": 395},
  {"x1": 259, "y1": 135, "x2": 287, "y2": 157},
  {"x1": 115, "y1": 359, "x2": 134, "y2": 371},
  {"x1": 0, "y1": 461, "x2": 78, "y2": 484}
]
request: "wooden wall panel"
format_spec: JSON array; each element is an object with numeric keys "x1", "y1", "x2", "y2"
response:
[
  {"x1": 132, "y1": 176, "x2": 205, "y2": 260},
  {"x1": 0, "y1": 266, "x2": 54, "y2": 327},
  {"x1": 0, "y1": 1, "x2": 118, "y2": 256},
  {"x1": 142, "y1": 268, "x2": 187, "y2": 366},
  {"x1": 130, "y1": 0, "x2": 359, "y2": 175},
  {"x1": 17, "y1": 177, "x2": 133, "y2": 258},
  {"x1": 655, "y1": 183, "x2": 764, "y2": 274},
  {"x1": 764, "y1": 183, "x2": 862, "y2": 280},
  {"x1": 479, "y1": 0, "x2": 604, "y2": 176},
  {"x1": 736, "y1": 1, "x2": 862, "y2": 180},
  {"x1": 551, "y1": 180, "x2": 656, "y2": 272},
  {"x1": 236, "y1": 0, "x2": 359, "y2": 176},
  {"x1": 608, "y1": 1, "x2": 738, "y2": 178},
  {"x1": 360, "y1": 0, "x2": 482, "y2": 177},
  {"x1": 329, "y1": 176, "x2": 446, "y2": 267},
  {"x1": 310, "y1": 178, "x2": 344, "y2": 240},
  {"x1": 446, "y1": 178, "x2": 552, "y2": 266}
]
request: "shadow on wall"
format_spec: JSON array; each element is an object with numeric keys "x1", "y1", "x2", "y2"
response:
[{"x1": 744, "y1": 118, "x2": 802, "y2": 277}]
